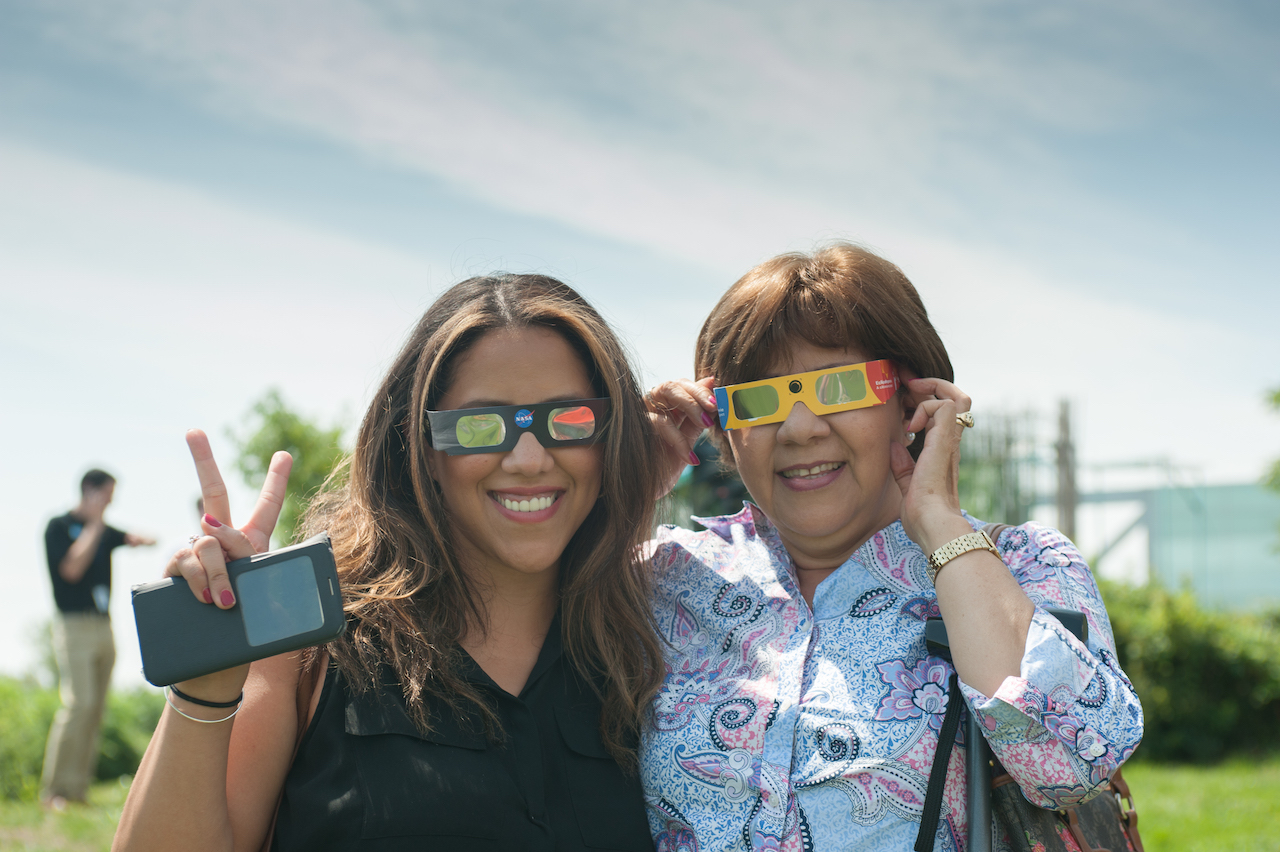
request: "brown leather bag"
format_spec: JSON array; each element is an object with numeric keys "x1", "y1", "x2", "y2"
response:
[
  {"x1": 915, "y1": 671, "x2": 1145, "y2": 852},
  {"x1": 991, "y1": 765, "x2": 1143, "y2": 852}
]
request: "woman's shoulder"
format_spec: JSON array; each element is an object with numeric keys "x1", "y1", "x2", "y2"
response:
[
  {"x1": 647, "y1": 504, "x2": 791, "y2": 605},
  {"x1": 973, "y1": 517, "x2": 1084, "y2": 561},
  {"x1": 649, "y1": 504, "x2": 764, "y2": 561},
  {"x1": 968, "y1": 515, "x2": 1105, "y2": 601}
]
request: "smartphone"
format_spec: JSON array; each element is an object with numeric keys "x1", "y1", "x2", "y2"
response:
[{"x1": 131, "y1": 532, "x2": 345, "y2": 686}]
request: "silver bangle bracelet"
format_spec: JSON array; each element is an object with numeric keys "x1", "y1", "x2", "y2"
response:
[{"x1": 165, "y1": 686, "x2": 242, "y2": 724}]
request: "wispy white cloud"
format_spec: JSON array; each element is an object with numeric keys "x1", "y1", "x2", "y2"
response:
[
  {"x1": 32, "y1": 0, "x2": 1275, "y2": 320},
  {"x1": 18, "y1": 1, "x2": 1279, "y2": 469},
  {"x1": 15, "y1": 2, "x2": 1273, "y2": 398},
  {"x1": 29, "y1": 0, "x2": 1174, "y2": 264}
]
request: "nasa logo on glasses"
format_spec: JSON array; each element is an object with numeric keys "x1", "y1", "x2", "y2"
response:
[{"x1": 514, "y1": 409, "x2": 534, "y2": 428}]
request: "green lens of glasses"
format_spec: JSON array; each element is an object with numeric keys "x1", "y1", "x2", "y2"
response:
[
  {"x1": 731, "y1": 385, "x2": 780, "y2": 420},
  {"x1": 814, "y1": 369, "x2": 868, "y2": 407},
  {"x1": 455, "y1": 412, "x2": 506, "y2": 448},
  {"x1": 548, "y1": 405, "x2": 597, "y2": 441}
]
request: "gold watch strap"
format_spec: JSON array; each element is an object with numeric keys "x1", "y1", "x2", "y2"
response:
[{"x1": 926, "y1": 530, "x2": 998, "y2": 585}]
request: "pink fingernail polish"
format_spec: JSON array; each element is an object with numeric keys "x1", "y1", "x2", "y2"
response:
[
  {"x1": 220, "y1": 590, "x2": 235, "y2": 607},
  {"x1": 688, "y1": 451, "x2": 701, "y2": 466},
  {"x1": 203, "y1": 513, "x2": 222, "y2": 528},
  {"x1": 701, "y1": 411, "x2": 715, "y2": 428},
  {"x1": 202, "y1": 588, "x2": 213, "y2": 604}
]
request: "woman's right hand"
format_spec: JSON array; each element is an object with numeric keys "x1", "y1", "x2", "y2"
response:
[
  {"x1": 162, "y1": 428, "x2": 293, "y2": 703},
  {"x1": 645, "y1": 377, "x2": 719, "y2": 498}
]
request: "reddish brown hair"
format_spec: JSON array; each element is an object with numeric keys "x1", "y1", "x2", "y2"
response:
[{"x1": 696, "y1": 242, "x2": 953, "y2": 462}]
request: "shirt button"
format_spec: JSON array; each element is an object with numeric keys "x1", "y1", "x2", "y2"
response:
[{"x1": 1089, "y1": 742, "x2": 1106, "y2": 758}]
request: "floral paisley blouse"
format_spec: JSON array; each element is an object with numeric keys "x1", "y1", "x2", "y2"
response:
[{"x1": 640, "y1": 505, "x2": 1143, "y2": 852}]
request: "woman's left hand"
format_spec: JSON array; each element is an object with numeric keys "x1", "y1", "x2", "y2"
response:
[
  {"x1": 645, "y1": 376, "x2": 719, "y2": 499},
  {"x1": 890, "y1": 376, "x2": 974, "y2": 551}
]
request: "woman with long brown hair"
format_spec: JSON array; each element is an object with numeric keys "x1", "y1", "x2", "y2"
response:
[{"x1": 114, "y1": 274, "x2": 665, "y2": 851}]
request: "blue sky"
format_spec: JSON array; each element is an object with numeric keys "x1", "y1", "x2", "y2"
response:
[{"x1": 2, "y1": 0, "x2": 1277, "y2": 683}]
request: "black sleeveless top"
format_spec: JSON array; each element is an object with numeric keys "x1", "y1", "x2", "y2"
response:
[{"x1": 272, "y1": 624, "x2": 654, "y2": 852}]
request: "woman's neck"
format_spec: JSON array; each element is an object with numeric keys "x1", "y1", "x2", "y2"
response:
[
  {"x1": 774, "y1": 504, "x2": 902, "y2": 607},
  {"x1": 458, "y1": 563, "x2": 560, "y2": 696}
]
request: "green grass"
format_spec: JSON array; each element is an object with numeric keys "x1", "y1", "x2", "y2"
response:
[
  {"x1": 1, "y1": 759, "x2": 1278, "y2": 850},
  {"x1": 1122, "y1": 757, "x2": 1280, "y2": 851},
  {"x1": 0, "y1": 777, "x2": 129, "y2": 852}
]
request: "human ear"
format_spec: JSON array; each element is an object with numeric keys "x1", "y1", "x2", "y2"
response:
[{"x1": 894, "y1": 392, "x2": 916, "y2": 442}]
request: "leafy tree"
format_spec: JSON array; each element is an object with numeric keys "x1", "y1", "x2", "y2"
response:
[
  {"x1": 228, "y1": 389, "x2": 347, "y2": 544},
  {"x1": 1264, "y1": 386, "x2": 1280, "y2": 549},
  {"x1": 1265, "y1": 387, "x2": 1280, "y2": 493}
]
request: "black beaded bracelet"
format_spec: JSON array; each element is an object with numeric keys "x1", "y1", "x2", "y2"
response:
[{"x1": 169, "y1": 684, "x2": 243, "y2": 709}]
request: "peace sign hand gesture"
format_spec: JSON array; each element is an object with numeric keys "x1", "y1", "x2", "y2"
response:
[{"x1": 160, "y1": 429, "x2": 293, "y2": 698}]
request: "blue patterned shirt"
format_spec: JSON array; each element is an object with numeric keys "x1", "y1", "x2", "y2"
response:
[{"x1": 641, "y1": 505, "x2": 1143, "y2": 852}]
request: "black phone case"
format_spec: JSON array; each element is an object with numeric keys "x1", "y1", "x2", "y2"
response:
[{"x1": 131, "y1": 532, "x2": 345, "y2": 686}]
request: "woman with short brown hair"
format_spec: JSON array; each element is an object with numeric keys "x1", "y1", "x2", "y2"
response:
[{"x1": 644, "y1": 242, "x2": 1142, "y2": 851}]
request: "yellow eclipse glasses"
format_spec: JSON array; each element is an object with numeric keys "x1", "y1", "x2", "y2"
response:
[{"x1": 713, "y1": 360, "x2": 900, "y2": 429}]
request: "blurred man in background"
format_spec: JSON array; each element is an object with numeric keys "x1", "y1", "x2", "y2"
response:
[{"x1": 41, "y1": 469, "x2": 155, "y2": 809}]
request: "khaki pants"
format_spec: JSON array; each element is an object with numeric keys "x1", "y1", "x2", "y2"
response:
[{"x1": 41, "y1": 612, "x2": 115, "y2": 802}]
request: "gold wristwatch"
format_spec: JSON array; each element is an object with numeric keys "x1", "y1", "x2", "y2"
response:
[{"x1": 926, "y1": 530, "x2": 999, "y2": 585}]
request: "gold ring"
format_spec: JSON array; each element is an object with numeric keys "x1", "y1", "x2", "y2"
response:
[{"x1": 956, "y1": 412, "x2": 974, "y2": 429}]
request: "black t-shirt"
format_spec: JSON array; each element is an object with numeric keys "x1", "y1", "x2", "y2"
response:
[
  {"x1": 274, "y1": 621, "x2": 655, "y2": 852},
  {"x1": 45, "y1": 512, "x2": 127, "y2": 614}
]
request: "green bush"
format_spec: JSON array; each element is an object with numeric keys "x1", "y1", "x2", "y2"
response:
[
  {"x1": 0, "y1": 677, "x2": 60, "y2": 800},
  {"x1": 1102, "y1": 580, "x2": 1280, "y2": 762},
  {"x1": 97, "y1": 687, "x2": 165, "y2": 781},
  {"x1": 0, "y1": 676, "x2": 164, "y2": 801}
]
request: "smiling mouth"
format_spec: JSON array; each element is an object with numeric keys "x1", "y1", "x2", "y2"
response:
[
  {"x1": 780, "y1": 462, "x2": 843, "y2": 479},
  {"x1": 493, "y1": 493, "x2": 560, "y2": 513}
]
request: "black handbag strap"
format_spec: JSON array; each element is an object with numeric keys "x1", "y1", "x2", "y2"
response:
[
  {"x1": 914, "y1": 524, "x2": 1012, "y2": 852},
  {"x1": 914, "y1": 672, "x2": 964, "y2": 852}
]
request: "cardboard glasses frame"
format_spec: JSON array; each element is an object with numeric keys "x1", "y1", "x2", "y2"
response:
[
  {"x1": 426, "y1": 397, "x2": 610, "y2": 455},
  {"x1": 714, "y1": 359, "x2": 900, "y2": 430}
]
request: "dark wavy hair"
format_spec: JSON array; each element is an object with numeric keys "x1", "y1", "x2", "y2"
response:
[
  {"x1": 696, "y1": 242, "x2": 954, "y2": 463},
  {"x1": 303, "y1": 273, "x2": 665, "y2": 763}
]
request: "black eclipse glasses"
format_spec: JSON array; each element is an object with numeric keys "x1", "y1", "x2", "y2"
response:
[{"x1": 426, "y1": 398, "x2": 609, "y2": 455}]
